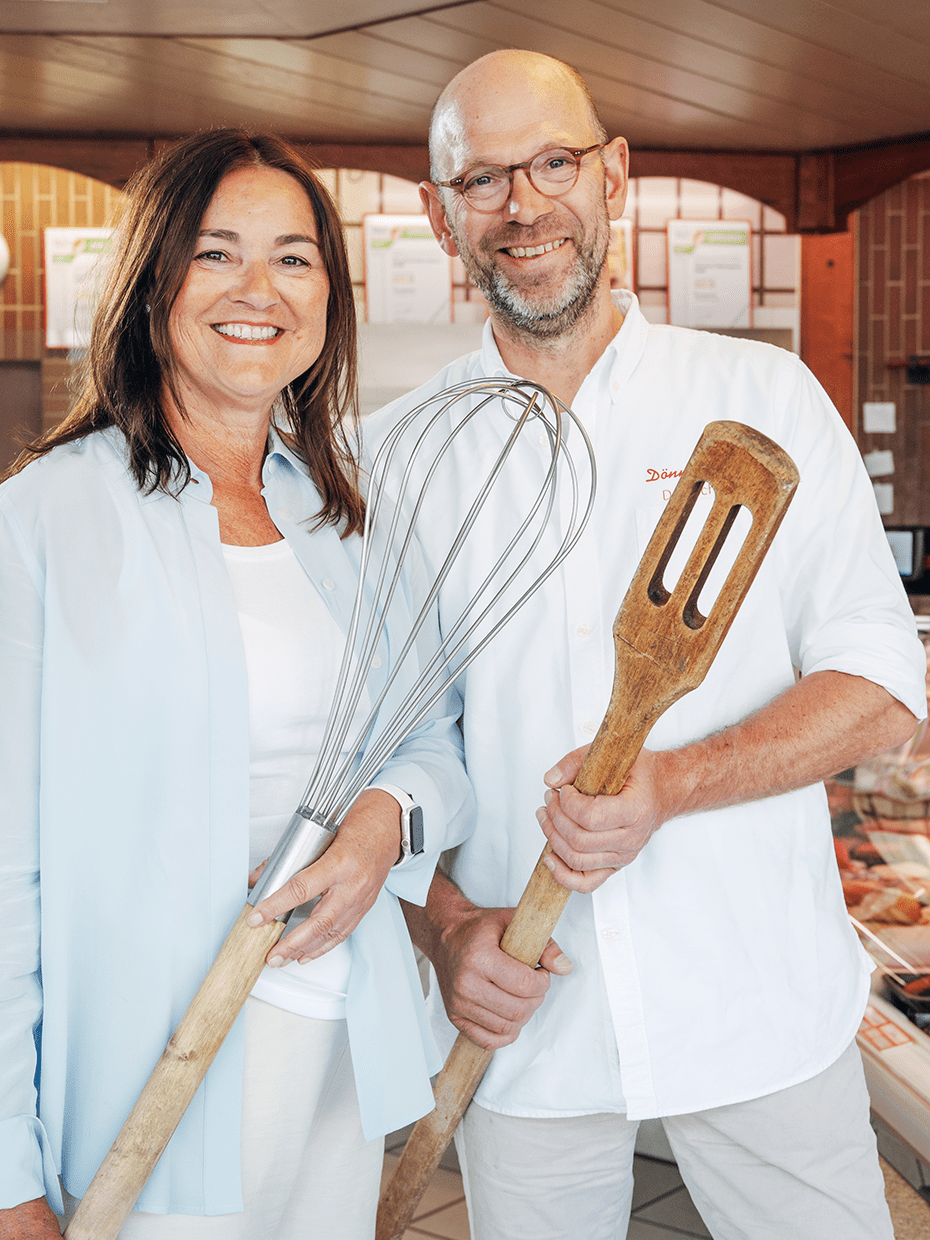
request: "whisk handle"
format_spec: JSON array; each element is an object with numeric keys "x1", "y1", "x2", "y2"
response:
[{"x1": 64, "y1": 905, "x2": 284, "y2": 1240}]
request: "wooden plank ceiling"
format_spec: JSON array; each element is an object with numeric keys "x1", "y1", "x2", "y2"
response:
[{"x1": 2, "y1": 0, "x2": 929, "y2": 153}]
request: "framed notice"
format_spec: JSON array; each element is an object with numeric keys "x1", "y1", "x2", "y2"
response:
[
  {"x1": 363, "y1": 214, "x2": 451, "y2": 324},
  {"x1": 44, "y1": 228, "x2": 114, "y2": 349},
  {"x1": 607, "y1": 218, "x2": 634, "y2": 291},
  {"x1": 666, "y1": 220, "x2": 752, "y2": 329}
]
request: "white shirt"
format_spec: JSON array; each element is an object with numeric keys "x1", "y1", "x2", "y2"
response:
[
  {"x1": 365, "y1": 291, "x2": 927, "y2": 1122},
  {"x1": 222, "y1": 539, "x2": 353, "y2": 1019}
]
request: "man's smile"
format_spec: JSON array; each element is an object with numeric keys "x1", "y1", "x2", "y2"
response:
[{"x1": 503, "y1": 238, "x2": 568, "y2": 259}]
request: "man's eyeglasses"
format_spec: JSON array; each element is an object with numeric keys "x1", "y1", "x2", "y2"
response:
[{"x1": 435, "y1": 144, "x2": 605, "y2": 213}]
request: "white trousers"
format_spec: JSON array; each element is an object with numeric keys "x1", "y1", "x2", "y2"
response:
[
  {"x1": 62, "y1": 997, "x2": 383, "y2": 1240},
  {"x1": 456, "y1": 1041, "x2": 894, "y2": 1240}
]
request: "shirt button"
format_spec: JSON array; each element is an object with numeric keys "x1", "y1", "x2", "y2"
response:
[
  {"x1": 371, "y1": 655, "x2": 382, "y2": 669},
  {"x1": 583, "y1": 720, "x2": 597, "y2": 735},
  {"x1": 322, "y1": 578, "x2": 335, "y2": 591},
  {"x1": 601, "y1": 927, "x2": 617, "y2": 940},
  {"x1": 576, "y1": 623, "x2": 591, "y2": 637},
  {"x1": 267, "y1": 459, "x2": 277, "y2": 473},
  {"x1": 277, "y1": 507, "x2": 290, "y2": 520},
  {"x1": 612, "y1": 380, "x2": 620, "y2": 392}
]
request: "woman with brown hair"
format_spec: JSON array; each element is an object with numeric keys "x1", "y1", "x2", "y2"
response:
[{"x1": 0, "y1": 130, "x2": 470, "y2": 1239}]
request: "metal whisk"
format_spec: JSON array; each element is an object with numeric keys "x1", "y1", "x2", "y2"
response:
[
  {"x1": 249, "y1": 375, "x2": 596, "y2": 907},
  {"x1": 65, "y1": 376, "x2": 595, "y2": 1240}
]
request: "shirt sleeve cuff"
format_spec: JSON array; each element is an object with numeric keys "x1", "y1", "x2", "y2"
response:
[{"x1": 0, "y1": 1114, "x2": 63, "y2": 1215}]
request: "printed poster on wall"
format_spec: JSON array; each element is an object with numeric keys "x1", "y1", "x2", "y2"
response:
[
  {"x1": 363, "y1": 215, "x2": 451, "y2": 324},
  {"x1": 607, "y1": 218, "x2": 634, "y2": 291},
  {"x1": 666, "y1": 220, "x2": 752, "y2": 329},
  {"x1": 44, "y1": 228, "x2": 114, "y2": 349}
]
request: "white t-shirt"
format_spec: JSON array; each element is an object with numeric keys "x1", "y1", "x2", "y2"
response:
[{"x1": 223, "y1": 538, "x2": 357, "y2": 1020}]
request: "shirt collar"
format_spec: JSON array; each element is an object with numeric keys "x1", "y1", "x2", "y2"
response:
[
  {"x1": 130, "y1": 421, "x2": 305, "y2": 506},
  {"x1": 263, "y1": 422, "x2": 306, "y2": 480},
  {"x1": 94, "y1": 425, "x2": 212, "y2": 506}
]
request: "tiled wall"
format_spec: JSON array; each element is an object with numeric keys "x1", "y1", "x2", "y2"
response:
[
  {"x1": 1, "y1": 162, "x2": 124, "y2": 429},
  {"x1": 323, "y1": 167, "x2": 800, "y2": 338},
  {"x1": 855, "y1": 171, "x2": 930, "y2": 526},
  {"x1": 625, "y1": 175, "x2": 798, "y2": 340},
  {"x1": 1, "y1": 159, "x2": 799, "y2": 431},
  {"x1": 314, "y1": 167, "x2": 489, "y2": 323}
]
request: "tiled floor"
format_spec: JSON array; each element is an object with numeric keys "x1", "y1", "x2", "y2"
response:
[
  {"x1": 380, "y1": 1138, "x2": 713, "y2": 1239},
  {"x1": 381, "y1": 1135, "x2": 930, "y2": 1239}
]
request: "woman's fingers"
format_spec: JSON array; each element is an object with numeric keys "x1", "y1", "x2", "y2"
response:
[{"x1": 248, "y1": 788, "x2": 402, "y2": 965}]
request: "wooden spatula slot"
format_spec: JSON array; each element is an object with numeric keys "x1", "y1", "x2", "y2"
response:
[{"x1": 681, "y1": 501, "x2": 745, "y2": 629}]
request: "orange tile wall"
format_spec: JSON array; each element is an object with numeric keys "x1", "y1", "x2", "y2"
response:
[
  {"x1": 855, "y1": 171, "x2": 930, "y2": 526},
  {"x1": 0, "y1": 162, "x2": 123, "y2": 427}
]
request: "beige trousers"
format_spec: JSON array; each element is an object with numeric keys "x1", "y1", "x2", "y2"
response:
[
  {"x1": 62, "y1": 997, "x2": 383, "y2": 1240},
  {"x1": 456, "y1": 1041, "x2": 894, "y2": 1240}
]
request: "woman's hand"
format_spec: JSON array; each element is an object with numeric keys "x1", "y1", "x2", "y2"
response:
[
  {"x1": 0, "y1": 1197, "x2": 62, "y2": 1238},
  {"x1": 246, "y1": 788, "x2": 402, "y2": 966}
]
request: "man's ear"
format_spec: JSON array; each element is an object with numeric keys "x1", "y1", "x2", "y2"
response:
[
  {"x1": 602, "y1": 137, "x2": 630, "y2": 223},
  {"x1": 420, "y1": 182, "x2": 460, "y2": 257}
]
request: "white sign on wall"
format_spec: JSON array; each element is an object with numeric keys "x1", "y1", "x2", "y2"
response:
[
  {"x1": 667, "y1": 220, "x2": 752, "y2": 329},
  {"x1": 363, "y1": 215, "x2": 451, "y2": 324},
  {"x1": 44, "y1": 228, "x2": 114, "y2": 349}
]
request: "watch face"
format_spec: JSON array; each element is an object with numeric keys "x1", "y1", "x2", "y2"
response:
[{"x1": 407, "y1": 804, "x2": 425, "y2": 855}]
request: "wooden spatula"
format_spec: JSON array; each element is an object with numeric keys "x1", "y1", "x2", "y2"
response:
[{"x1": 376, "y1": 419, "x2": 799, "y2": 1240}]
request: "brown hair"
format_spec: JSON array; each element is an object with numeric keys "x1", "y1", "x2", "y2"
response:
[{"x1": 8, "y1": 129, "x2": 364, "y2": 536}]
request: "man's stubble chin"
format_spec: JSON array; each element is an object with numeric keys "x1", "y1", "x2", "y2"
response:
[{"x1": 451, "y1": 216, "x2": 610, "y2": 343}]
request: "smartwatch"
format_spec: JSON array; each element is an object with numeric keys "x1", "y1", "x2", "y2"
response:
[{"x1": 377, "y1": 784, "x2": 424, "y2": 862}]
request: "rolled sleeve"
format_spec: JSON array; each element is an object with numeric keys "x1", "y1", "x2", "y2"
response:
[{"x1": 774, "y1": 361, "x2": 927, "y2": 720}]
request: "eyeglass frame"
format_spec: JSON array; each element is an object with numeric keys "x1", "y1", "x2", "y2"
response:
[{"x1": 433, "y1": 143, "x2": 606, "y2": 213}]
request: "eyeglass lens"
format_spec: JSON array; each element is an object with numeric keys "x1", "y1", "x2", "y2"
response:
[{"x1": 464, "y1": 149, "x2": 583, "y2": 207}]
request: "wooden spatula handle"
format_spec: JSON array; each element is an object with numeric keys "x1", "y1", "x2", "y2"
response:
[{"x1": 375, "y1": 708, "x2": 656, "y2": 1240}]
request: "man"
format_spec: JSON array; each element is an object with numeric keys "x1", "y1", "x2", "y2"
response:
[{"x1": 365, "y1": 50, "x2": 926, "y2": 1240}]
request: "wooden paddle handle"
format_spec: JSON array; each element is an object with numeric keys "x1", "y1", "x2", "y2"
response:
[
  {"x1": 376, "y1": 711, "x2": 653, "y2": 1240},
  {"x1": 64, "y1": 906, "x2": 284, "y2": 1240}
]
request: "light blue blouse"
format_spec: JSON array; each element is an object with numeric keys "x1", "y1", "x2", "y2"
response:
[{"x1": 0, "y1": 425, "x2": 472, "y2": 1215}]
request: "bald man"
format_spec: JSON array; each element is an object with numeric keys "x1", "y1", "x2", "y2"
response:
[{"x1": 365, "y1": 51, "x2": 925, "y2": 1240}]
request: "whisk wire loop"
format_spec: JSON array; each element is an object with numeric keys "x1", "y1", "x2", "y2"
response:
[{"x1": 249, "y1": 378, "x2": 596, "y2": 906}]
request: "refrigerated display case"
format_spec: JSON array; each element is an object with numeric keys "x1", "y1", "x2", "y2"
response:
[{"x1": 829, "y1": 629, "x2": 930, "y2": 1193}]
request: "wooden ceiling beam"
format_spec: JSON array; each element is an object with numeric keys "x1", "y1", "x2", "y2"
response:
[
  {"x1": 630, "y1": 149, "x2": 798, "y2": 225},
  {"x1": 0, "y1": 135, "x2": 155, "y2": 188},
  {"x1": 3, "y1": 133, "x2": 930, "y2": 231},
  {"x1": 833, "y1": 135, "x2": 930, "y2": 223}
]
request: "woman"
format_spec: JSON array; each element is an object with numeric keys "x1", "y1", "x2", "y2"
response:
[{"x1": 0, "y1": 131, "x2": 471, "y2": 1238}]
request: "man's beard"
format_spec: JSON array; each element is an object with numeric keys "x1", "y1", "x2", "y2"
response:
[{"x1": 451, "y1": 213, "x2": 609, "y2": 342}]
